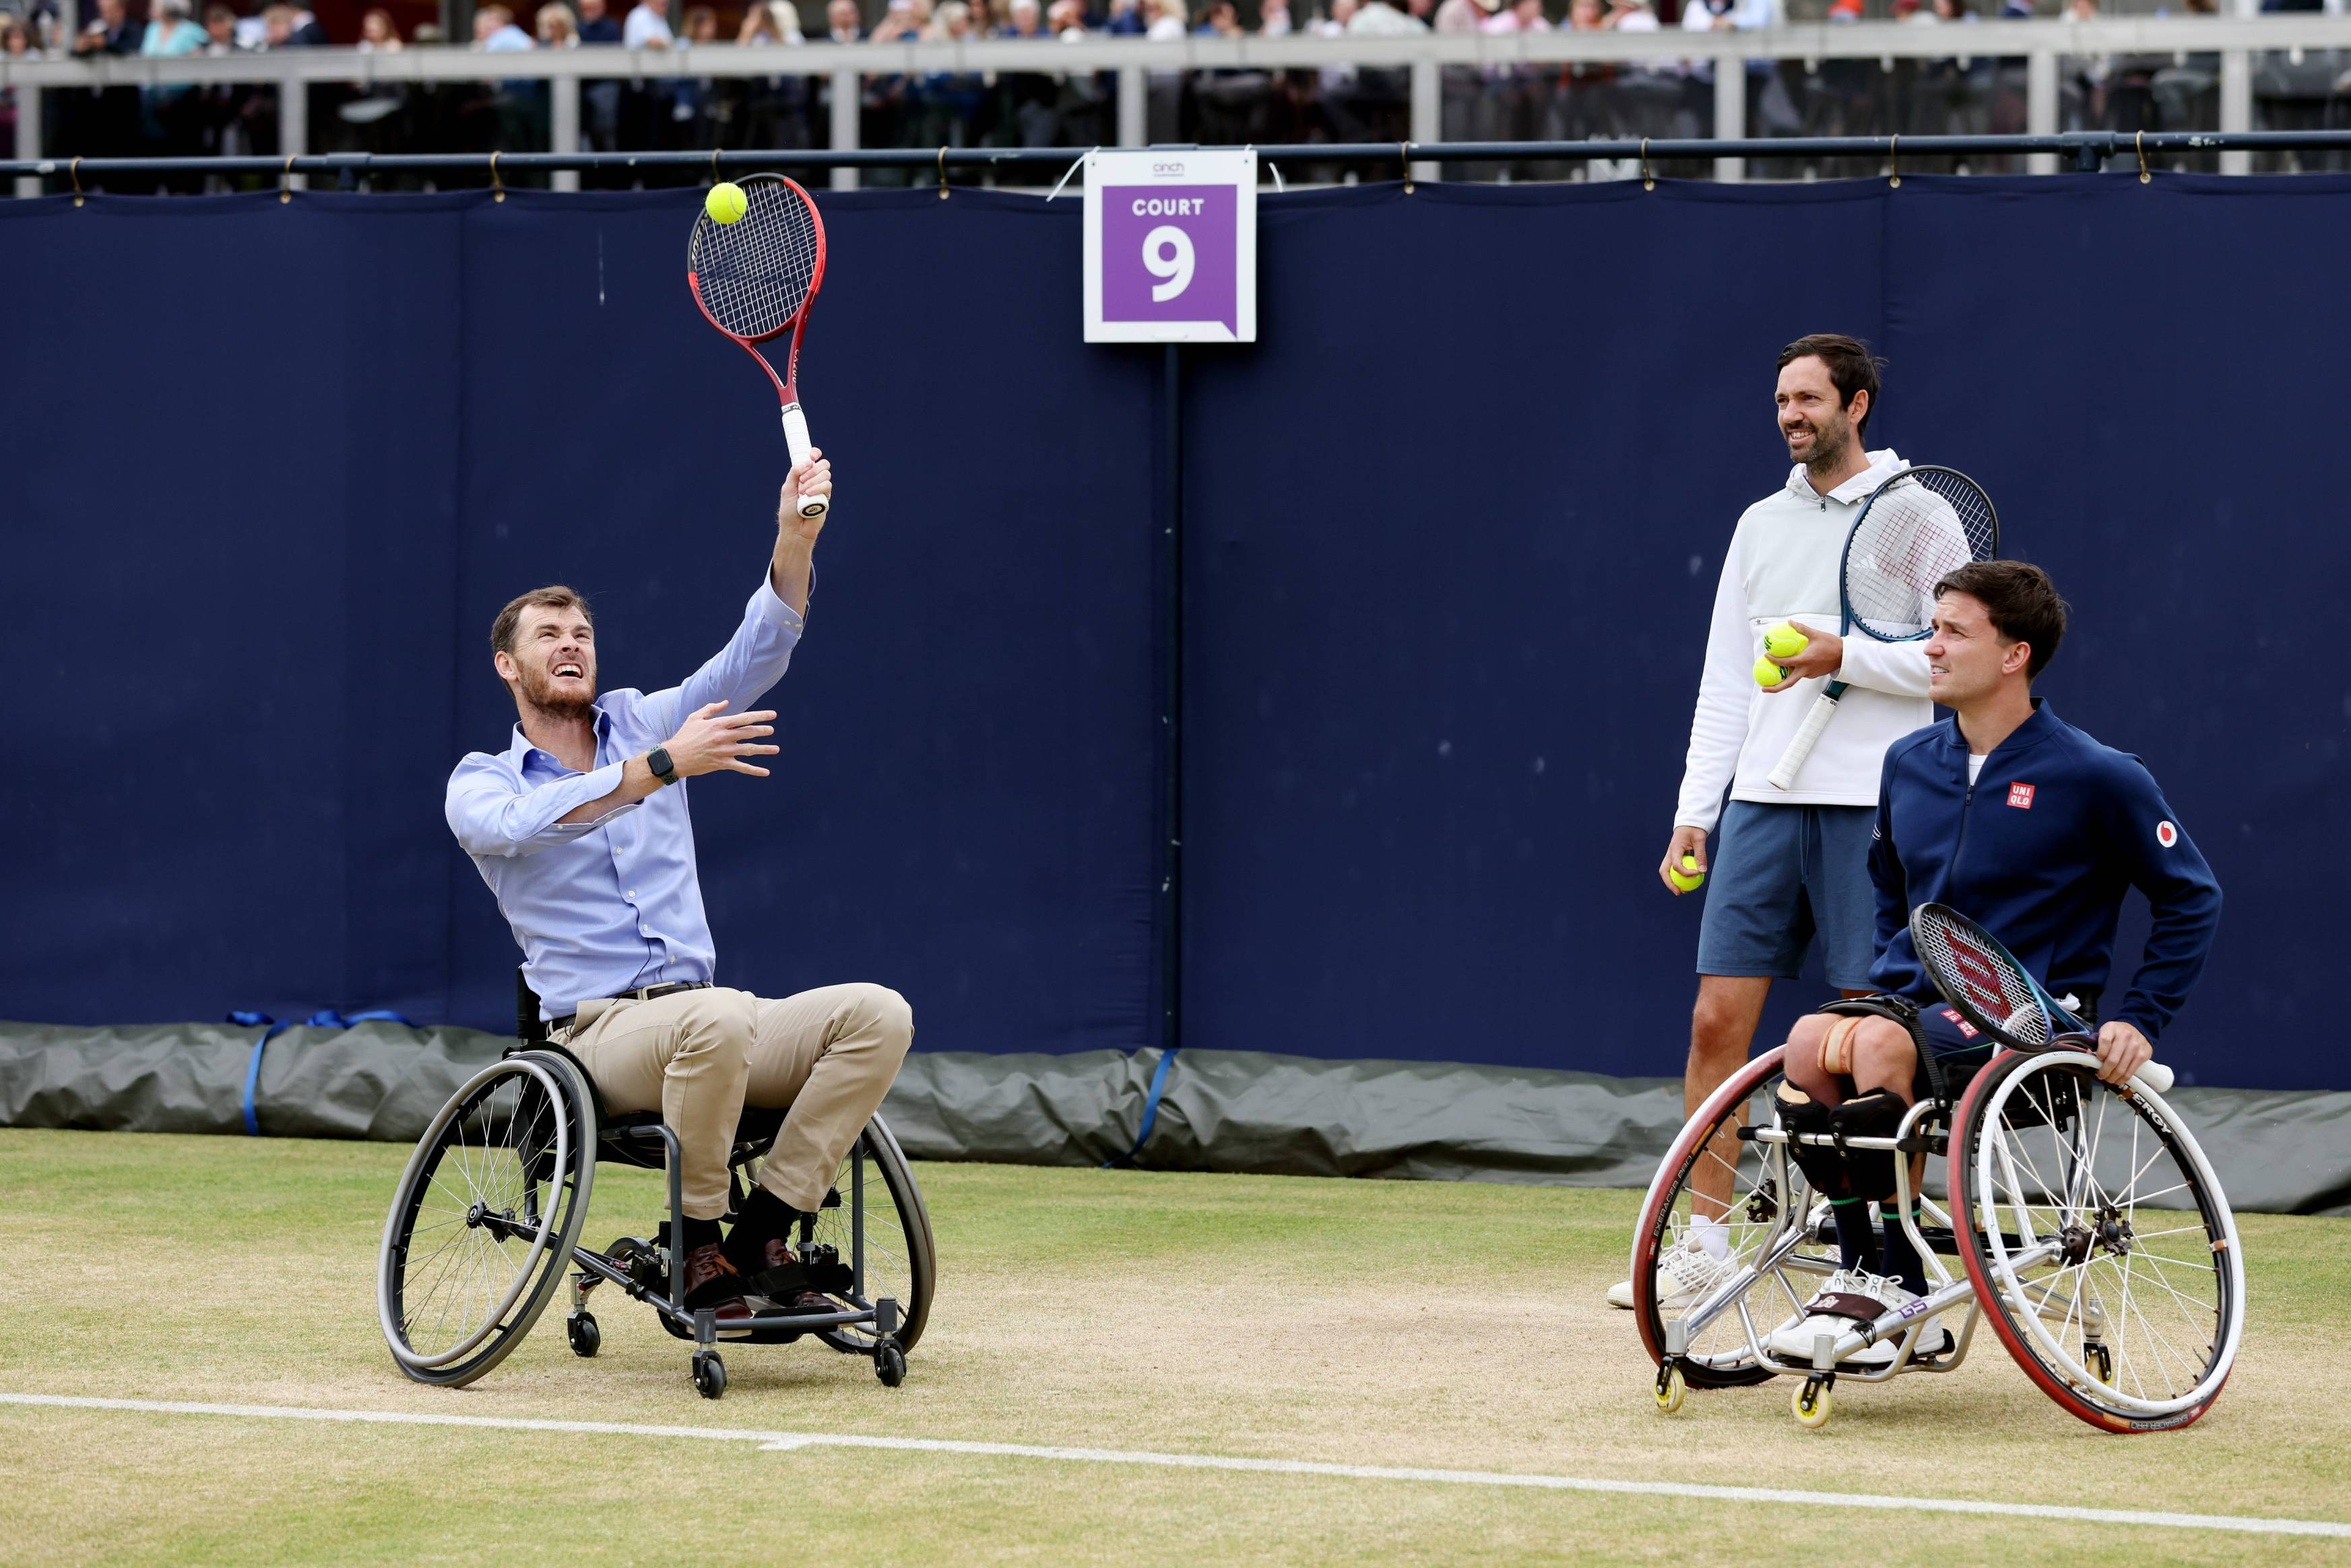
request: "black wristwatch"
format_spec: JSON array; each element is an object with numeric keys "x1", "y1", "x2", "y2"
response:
[{"x1": 646, "y1": 746, "x2": 678, "y2": 787}]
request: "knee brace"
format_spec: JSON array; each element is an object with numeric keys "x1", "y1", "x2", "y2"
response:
[
  {"x1": 1774, "y1": 1082, "x2": 1850, "y2": 1202},
  {"x1": 1828, "y1": 1086, "x2": 1908, "y2": 1203}
]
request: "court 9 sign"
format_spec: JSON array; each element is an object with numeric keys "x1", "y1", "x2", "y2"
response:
[{"x1": 1083, "y1": 148, "x2": 1257, "y2": 344}]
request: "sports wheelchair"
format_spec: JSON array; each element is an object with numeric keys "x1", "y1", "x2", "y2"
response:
[
  {"x1": 1632, "y1": 998, "x2": 2245, "y2": 1433},
  {"x1": 376, "y1": 979, "x2": 936, "y2": 1400}
]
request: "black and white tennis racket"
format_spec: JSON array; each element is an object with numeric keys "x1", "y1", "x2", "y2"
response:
[
  {"x1": 1766, "y1": 465, "x2": 1999, "y2": 790},
  {"x1": 688, "y1": 174, "x2": 830, "y2": 520},
  {"x1": 1910, "y1": 901, "x2": 2172, "y2": 1092}
]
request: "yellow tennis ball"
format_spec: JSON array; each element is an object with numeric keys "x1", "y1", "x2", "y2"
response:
[
  {"x1": 706, "y1": 181, "x2": 749, "y2": 224},
  {"x1": 1753, "y1": 656, "x2": 1789, "y2": 688},
  {"x1": 1668, "y1": 853, "x2": 1705, "y2": 893},
  {"x1": 1764, "y1": 622, "x2": 1809, "y2": 661}
]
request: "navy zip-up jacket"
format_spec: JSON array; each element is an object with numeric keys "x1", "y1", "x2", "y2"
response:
[{"x1": 1868, "y1": 700, "x2": 2221, "y2": 1041}]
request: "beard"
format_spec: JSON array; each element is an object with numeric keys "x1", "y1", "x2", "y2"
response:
[
  {"x1": 517, "y1": 663, "x2": 598, "y2": 721},
  {"x1": 1786, "y1": 413, "x2": 1852, "y2": 474}
]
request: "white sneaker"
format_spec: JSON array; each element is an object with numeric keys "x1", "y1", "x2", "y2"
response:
[
  {"x1": 1767, "y1": 1270, "x2": 1947, "y2": 1369},
  {"x1": 1609, "y1": 1240, "x2": 1731, "y2": 1311}
]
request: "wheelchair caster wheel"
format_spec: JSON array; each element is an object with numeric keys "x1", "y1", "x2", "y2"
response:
[
  {"x1": 1793, "y1": 1377, "x2": 1832, "y2": 1429},
  {"x1": 567, "y1": 1312, "x2": 600, "y2": 1359},
  {"x1": 874, "y1": 1339, "x2": 907, "y2": 1388},
  {"x1": 1653, "y1": 1363, "x2": 1685, "y2": 1414},
  {"x1": 693, "y1": 1350, "x2": 728, "y2": 1400}
]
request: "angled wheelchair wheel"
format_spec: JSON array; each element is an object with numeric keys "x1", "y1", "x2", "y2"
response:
[
  {"x1": 1632, "y1": 1046, "x2": 1837, "y2": 1389},
  {"x1": 748, "y1": 1113, "x2": 936, "y2": 1356},
  {"x1": 1952, "y1": 1049, "x2": 2245, "y2": 1433},
  {"x1": 377, "y1": 1051, "x2": 598, "y2": 1386}
]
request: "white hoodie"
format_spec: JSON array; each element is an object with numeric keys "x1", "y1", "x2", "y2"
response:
[{"x1": 1673, "y1": 448, "x2": 1934, "y2": 833}]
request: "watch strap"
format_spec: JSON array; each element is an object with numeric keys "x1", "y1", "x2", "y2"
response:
[{"x1": 647, "y1": 746, "x2": 678, "y2": 786}]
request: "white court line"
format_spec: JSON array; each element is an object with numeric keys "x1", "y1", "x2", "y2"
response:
[{"x1": 4, "y1": 1392, "x2": 2346, "y2": 1540}]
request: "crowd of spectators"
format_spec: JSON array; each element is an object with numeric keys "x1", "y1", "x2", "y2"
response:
[{"x1": 5, "y1": 0, "x2": 2346, "y2": 176}]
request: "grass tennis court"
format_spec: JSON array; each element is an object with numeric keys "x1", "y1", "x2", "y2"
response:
[{"x1": 3, "y1": 1127, "x2": 2347, "y2": 1563}]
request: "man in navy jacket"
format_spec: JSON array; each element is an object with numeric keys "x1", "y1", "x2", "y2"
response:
[{"x1": 1767, "y1": 560, "x2": 2221, "y2": 1365}]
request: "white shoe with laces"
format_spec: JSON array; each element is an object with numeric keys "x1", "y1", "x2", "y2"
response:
[
  {"x1": 1607, "y1": 1238, "x2": 1732, "y2": 1311},
  {"x1": 1767, "y1": 1268, "x2": 1947, "y2": 1369}
]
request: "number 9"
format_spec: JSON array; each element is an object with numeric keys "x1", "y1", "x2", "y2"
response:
[{"x1": 1142, "y1": 224, "x2": 1195, "y2": 304}]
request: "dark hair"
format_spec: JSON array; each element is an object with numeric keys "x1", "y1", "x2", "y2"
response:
[
  {"x1": 1933, "y1": 560, "x2": 2069, "y2": 680},
  {"x1": 1775, "y1": 333, "x2": 1883, "y2": 438},
  {"x1": 491, "y1": 585, "x2": 593, "y2": 657}
]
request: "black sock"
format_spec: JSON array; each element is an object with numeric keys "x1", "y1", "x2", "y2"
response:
[
  {"x1": 1830, "y1": 1198, "x2": 1874, "y2": 1273},
  {"x1": 726, "y1": 1185, "x2": 805, "y2": 1270},
  {"x1": 1877, "y1": 1202, "x2": 1929, "y2": 1299},
  {"x1": 681, "y1": 1216, "x2": 723, "y2": 1253}
]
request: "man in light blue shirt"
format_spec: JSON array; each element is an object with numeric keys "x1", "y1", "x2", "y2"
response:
[{"x1": 447, "y1": 452, "x2": 913, "y2": 1329}]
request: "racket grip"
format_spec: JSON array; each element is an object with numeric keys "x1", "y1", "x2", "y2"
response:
[
  {"x1": 2134, "y1": 1061, "x2": 2173, "y2": 1094},
  {"x1": 1766, "y1": 690, "x2": 1839, "y2": 791},
  {"x1": 780, "y1": 403, "x2": 827, "y2": 520}
]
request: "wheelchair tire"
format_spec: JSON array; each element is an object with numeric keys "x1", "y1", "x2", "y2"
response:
[
  {"x1": 1952, "y1": 1048, "x2": 2246, "y2": 1434},
  {"x1": 1632, "y1": 1045, "x2": 1836, "y2": 1389},
  {"x1": 805, "y1": 1114, "x2": 936, "y2": 1357},
  {"x1": 378, "y1": 1051, "x2": 598, "y2": 1387}
]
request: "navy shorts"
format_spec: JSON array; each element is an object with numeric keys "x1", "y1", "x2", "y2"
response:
[
  {"x1": 1912, "y1": 1000, "x2": 1999, "y2": 1097},
  {"x1": 1694, "y1": 800, "x2": 1878, "y2": 990}
]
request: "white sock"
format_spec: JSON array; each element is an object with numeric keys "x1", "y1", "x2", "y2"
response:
[{"x1": 1690, "y1": 1216, "x2": 1732, "y2": 1260}]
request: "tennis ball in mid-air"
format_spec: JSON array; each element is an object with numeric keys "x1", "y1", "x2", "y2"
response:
[
  {"x1": 1763, "y1": 622, "x2": 1809, "y2": 661},
  {"x1": 1753, "y1": 656, "x2": 1789, "y2": 688},
  {"x1": 1668, "y1": 853, "x2": 1706, "y2": 893},
  {"x1": 706, "y1": 181, "x2": 749, "y2": 224}
]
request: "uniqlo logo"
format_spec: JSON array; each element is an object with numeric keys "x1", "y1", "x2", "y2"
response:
[
  {"x1": 1940, "y1": 1006, "x2": 1979, "y2": 1040},
  {"x1": 2008, "y1": 783, "x2": 2035, "y2": 809}
]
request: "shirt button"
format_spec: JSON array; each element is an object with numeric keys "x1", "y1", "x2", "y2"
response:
[{"x1": 626, "y1": 889, "x2": 637, "y2": 899}]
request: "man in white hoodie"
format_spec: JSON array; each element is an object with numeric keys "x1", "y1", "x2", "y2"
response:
[{"x1": 1609, "y1": 334, "x2": 1931, "y2": 1310}]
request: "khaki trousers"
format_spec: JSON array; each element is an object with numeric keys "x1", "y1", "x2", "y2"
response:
[{"x1": 560, "y1": 983, "x2": 913, "y2": 1219}]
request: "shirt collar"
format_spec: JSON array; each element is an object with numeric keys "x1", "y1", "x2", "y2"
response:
[
  {"x1": 1937, "y1": 696, "x2": 2058, "y2": 758},
  {"x1": 503, "y1": 702, "x2": 614, "y2": 771},
  {"x1": 1784, "y1": 447, "x2": 1905, "y2": 505}
]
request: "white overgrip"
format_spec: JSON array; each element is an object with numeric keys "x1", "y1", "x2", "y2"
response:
[
  {"x1": 780, "y1": 403, "x2": 827, "y2": 519},
  {"x1": 1766, "y1": 690, "x2": 1839, "y2": 791}
]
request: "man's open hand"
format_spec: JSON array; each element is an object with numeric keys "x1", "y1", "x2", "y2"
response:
[{"x1": 660, "y1": 701, "x2": 779, "y2": 779}]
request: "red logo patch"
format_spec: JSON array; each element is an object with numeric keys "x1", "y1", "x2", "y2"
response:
[
  {"x1": 2007, "y1": 783, "x2": 2035, "y2": 810},
  {"x1": 1939, "y1": 1006, "x2": 1979, "y2": 1040},
  {"x1": 2157, "y1": 820, "x2": 2178, "y2": 848}
]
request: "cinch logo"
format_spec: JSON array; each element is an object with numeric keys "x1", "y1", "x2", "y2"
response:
[
  {"x1": 1152, "y1": 162, "x2": 1187, "y2": 174},
  {"x1": 2008, "y1": 783, "x2": 2035, "y2": 809},
  {"x1": 2156, "y1": 820, "x2": 2178, "y2": 847}
]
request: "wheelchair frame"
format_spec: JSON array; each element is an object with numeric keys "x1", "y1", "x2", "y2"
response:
[{"x1": 1634, "y1": 1000, "x2": 2244, "y2": 1433}]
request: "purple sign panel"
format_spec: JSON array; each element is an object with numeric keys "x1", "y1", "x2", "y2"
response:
[{"x1": 1099, "y1": 184, "x2": 1239, "y2": 335}]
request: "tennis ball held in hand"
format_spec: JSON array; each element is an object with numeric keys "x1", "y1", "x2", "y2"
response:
[
  {"x1": 706, "y1": 181, "x2": 749, "y2": 224},
  {"x1": 1753, "y1": 655, "x2": 1791, "y2": 688},
  {"x1": 1668, "y1": 853, "x2": 1706, "y2": 893},
  {"x1": 1764, "y1": 622, "x2": 1809, "y2": 661}
]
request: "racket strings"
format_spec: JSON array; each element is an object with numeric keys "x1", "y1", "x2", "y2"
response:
[
  {"x1": 1846, "y1": 473, "x2": 1998, "y2": 639},
  {"x1": 1914, "y1": 911, "x2": 2049, "y2": 1045},
  {"x1": 690, "y1": 179, "x2": 821, "y2": 341}
]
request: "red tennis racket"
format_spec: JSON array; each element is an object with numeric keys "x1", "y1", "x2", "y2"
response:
[{"x1": 688, "y1": 174, "x2": 830, "y2": 520}]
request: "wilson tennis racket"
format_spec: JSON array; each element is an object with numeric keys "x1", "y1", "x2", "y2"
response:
[
  {"x1": 1910, "y1": 901, "x2": 2172, "y2": 1092},
  {"x1": 1766, "y1": 465, "x2": 1999, "y2": 790},
  {"x1": 688, "y1": 173, "x2": 830, "y2": 520}
]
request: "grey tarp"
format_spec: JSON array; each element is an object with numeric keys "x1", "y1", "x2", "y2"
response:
[{"x1": 3, "y1": 1022, "x2": 2347, "y2": 1214}]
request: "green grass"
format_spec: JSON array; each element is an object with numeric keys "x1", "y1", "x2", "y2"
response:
[{"x1": 0, "y1": 1129, "x2": 2345, "y2": 1564}]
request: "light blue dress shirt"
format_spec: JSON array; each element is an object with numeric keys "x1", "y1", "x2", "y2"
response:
[{"x1": 447, "y1": 577, "x2": 805, "y2": 1020}]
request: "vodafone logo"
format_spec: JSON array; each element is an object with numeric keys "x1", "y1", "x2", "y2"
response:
[
  {"x1": 2157, "y1": 820, "x2": 2179, "y2": 848},
  {"x1": 2007, "y1": 782, "x2": 2035, "y2": 810}
]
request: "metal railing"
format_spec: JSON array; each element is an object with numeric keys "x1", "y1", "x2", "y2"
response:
[{"x1": 9, "y1": 13, "x2": 2351, "y2": 193}]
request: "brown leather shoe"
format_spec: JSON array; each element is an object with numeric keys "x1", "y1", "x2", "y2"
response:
[
  {"x1": 746, "y1": 1239, "x2": 839, "y2": 1315},
  {"x1": 681, "y1": 1243, "x2": 754, "y2": 1332}
]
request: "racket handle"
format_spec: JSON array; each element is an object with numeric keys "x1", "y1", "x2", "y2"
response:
[
  {"x1": 2135, "y1": 1061, "x2": 2173, "y2": 1094},
  {"x1": 1766, "y1": 688, "x2": 1840, "y2": 791},
  {"x1": 780, "y1": 403, "x2": 827, "y2": 521}
]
